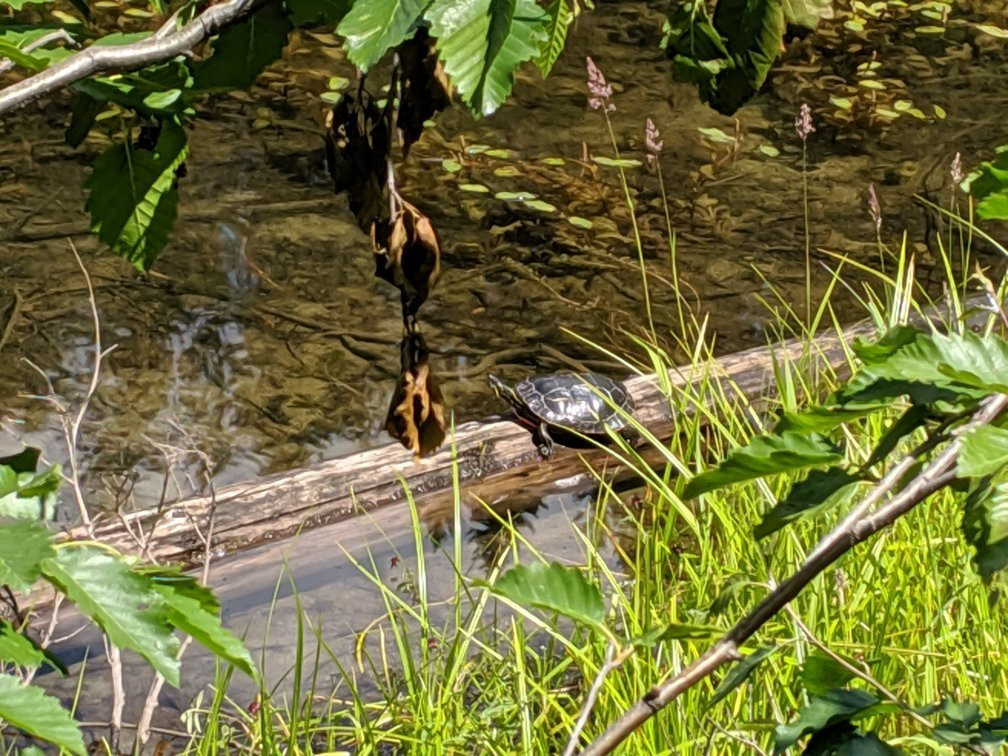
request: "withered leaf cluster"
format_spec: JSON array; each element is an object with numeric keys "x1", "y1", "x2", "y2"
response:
[
  {"x1": 396, "y1": 28, "x2": 451, "y2": 158},
  {"x1": 373, "y1": 200, "x2": 442, "y2": 319},
  {"x1": 325, "y1": 28, "x2": 453, "y2": 458},
  {"x1": 324, "y1": 83, "x2": 389, "y2": 231},
  {"x1": 385, "y1": 333, "x2": 446, "y2": 458}
]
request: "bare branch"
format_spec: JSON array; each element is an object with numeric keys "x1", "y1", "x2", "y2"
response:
[
  {"x1": 580, "y1": 393, "x2": 1008, "y2": 755},
  {"x1": 563, "y1": 644, "x2": 634, "y2": 756},
  {"x1": 0, "y1": 0, "x2": 270, "y2": 116}
]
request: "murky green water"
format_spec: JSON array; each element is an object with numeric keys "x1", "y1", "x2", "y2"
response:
[{"x1": 1, "y1": 0, "x2": 1006, "y2": 515}]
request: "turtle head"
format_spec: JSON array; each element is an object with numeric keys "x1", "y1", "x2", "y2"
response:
[{"x1": 488, "y1": 374, "x2": 520, "y2": 409}]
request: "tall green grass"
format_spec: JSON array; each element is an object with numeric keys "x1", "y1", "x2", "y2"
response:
[
  {"x1": 179, "y1": 204, "x2": 1008, "y2": 753},
  {"x1": 173, "y1": 124, "x2": 1008, "y2": 754}
]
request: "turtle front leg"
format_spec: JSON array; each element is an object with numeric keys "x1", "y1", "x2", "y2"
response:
[{"x1": 536, "y1": 422, "x2": 555, "y2": 458}]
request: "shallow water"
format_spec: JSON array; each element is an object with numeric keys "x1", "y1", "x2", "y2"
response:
[{"x1": 1, "y1": 0, "x2": 1006, "y2": 515}]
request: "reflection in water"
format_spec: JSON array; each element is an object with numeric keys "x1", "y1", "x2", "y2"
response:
[{"x1": 0, "y1": 1, "x2": 1005, "y2": 515}]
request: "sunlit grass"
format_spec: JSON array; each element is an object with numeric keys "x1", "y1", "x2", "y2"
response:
[{"x1": 172, "y1": 177, "x2": 1008, "y2": 754}]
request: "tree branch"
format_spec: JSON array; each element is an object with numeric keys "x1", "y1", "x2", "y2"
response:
[
  {"x1": 0, "y1": 0, "x2": 270, "y2": 116},
  {"x1": 580, "y1": 392, "x2": 1008, "y2": 755}
]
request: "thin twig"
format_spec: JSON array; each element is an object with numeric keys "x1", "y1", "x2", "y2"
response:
[
  {"x1": 0, "y1": 0, "x2": 270, "y2": 114},
  {"x1": 580, "y1": 393, "x2": 1008, "y2": 755},
  {"x1": 0, "y1": 30, "x2": 78, "y2": 75},
  {"x1": 66, "y1": 242, "x2": 117, "y2": 529},
  {"x1": 0, "y1": 287, "x2": 24, "y2": 354},
  {"x1": 134, "y1": 468, "x2": 218, "y2": 752},
  {"x1": 563, "y1": 644, "x2": 634, "y2": 756}
]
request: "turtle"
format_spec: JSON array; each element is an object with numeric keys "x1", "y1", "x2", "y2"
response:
[{"x1": 488, "y1": 372, "x2": 636, "y2": 456}]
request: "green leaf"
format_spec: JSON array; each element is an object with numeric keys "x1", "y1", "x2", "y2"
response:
[
  {"x1": 535, "y1": 0, "x2": 572, "y2": 75},
  {"x1": 490, "y1": 561, "x2": 606, "y2": 632},
  {"x1": 964, "y1": 147, "x2": 1008, "y2": 220},
  {"x1": 192, "y1": 1, "x2": 291, "y2": 89},
  {"x1": 0, "y1": 463, "x2": 60, "y2": 520},
  {"x1": 0, "y1": 674, "x2": 85, "y2": 755},
  {"x1": 286, "y1": 0, "x2": 351, "y2": 25},
  {"x1": 84, "y1": 119, "x2": 189, "y2": 270},
  {"x1": 66, "y1": 93, "x2": 103, "y2": 147},
  {"x1": 959, "y1": 425, "x2": 1008, "y2": 478},
  {"x1": 0, "y1": 0, "x2": 53, "y2": 9},
  {"x1": 774, "y1": 403, "x2": 887, "y2": 434},
  {"x1": 0, "y1": 521, "x2": 54, "y2": 593},
  {"x1": 138, "y1": 567, "x2": 220, "y2": 615},
  {"x1": 337, "y1": 0, "x2": 428, "y2": 72},
  {"x1": 142, "y1": 88, "x2": 182, "y2": 110},
  {"x1": 150, "y1": 579, "x2": 257, "y2": 680},
  {"x1": 428, "y1": 0, "x2": 548, "y2": 116},
  {"x1": 671, "y1": 0, "x2": 785, "y2": 115},
  {"x1": 800, "y1": 653, "x2": 856, "y2": 695},
  {"x1": 593, "y1": 156, "x2": 643, "y2": 168},
  {"x1": 851, "y1": 325, "x2": 920, "y2": 364},
  {"x1": 774, "y1": 688, "x2": 885, "y2": 751},
  {"x1": 73, "y1": 60, "x2": 193, "y2": 115},
  {"x1": 710, "y1": 645, "x2": 776, "y2": 705},
  {"x1": 0, "y1": 621, "x2": 66, "y2": 674},
  {"x1": 0, "y1": 447, "x2": 40, "y2": 473},
  {"x1": 853, "y1": 330, "x2": 1008, "y2": 394},
  {"x1": 961, "y1": 476, "x2": 1008, "y2": 581},
  {"x1": 754, "y1": 467, "x2": 861, "y2": 539},
  {"x1": 684, "y1": 431, "x2": 844, "y2": 498},
  {"x1": 40, "y1": 546, "x2": 181, "y2": 686},
  {"x1": 782, "y1": 0, "x2": 830, "y2": 28},
  {"x1": 864, "y1": 404, "x2": 931, "y2": 468},
  {"x1": 0, "y1": 39, "x2": 45, "y2": 71}
]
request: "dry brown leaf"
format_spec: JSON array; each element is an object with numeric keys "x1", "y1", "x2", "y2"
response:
[
  {"x1": 375, "y1": 200, "x2": 442, "y2": 318},
  {"x1": 385, "y1": 333, "x2": 446, "y2": 457},
  {"x1": 397, "y1": 28, "x2": 452, "y2": 157}
]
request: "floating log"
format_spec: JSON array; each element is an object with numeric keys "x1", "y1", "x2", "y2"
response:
[{"x1": 75, "y1": 320, "x2": 879, "y2": 566}]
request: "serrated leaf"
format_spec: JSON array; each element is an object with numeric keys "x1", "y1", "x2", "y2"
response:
[
  {"x1": 0, "y1": 621, "x2": 66, "y2": 674},
  {"x1": 774, "y1": 689, "x2": 883, "y2": 751},
  {"x1": 428, "y1": 0, "x2": 548, "y2": 116},
  {"x1": 490, "y1": 561, "x2": 605, "y2": 632},
  {"x1": 150, "y1": 580, "x2": 256, "y2": 680},
  {"x1": 959, "y1": 425, "x2": 1008, "y2": 478},
  {"x1": 192, "y1": 1, "x2": 291, "y2": 89},
  {"x1": 710, "y1": 645, "x2": 776, "y2": 705},
  {"x1": 535, "y1": 0, "x2": 573, "y2": 75},
  {"x1": 84, "y1": 119, "x2": 189, "y2": 270},
  {"x1": 0, "y1": 521, "x2": 54, "y2": 592},
  {"x1": 337, "y1": 0, "x2": 427, "y2": 71},
  {"x1": 961, "y1": 476, "x2": 1008, "y2": 581},
  {"x1": 0, "y1": 674, "x2": 85, "y2": 755},
  {"x1": 40, "y1": 546, "x2": 181, "y2": 686},
  {"x1": 846, "y1": 330, "x2": 1008, "y2": 398},
  {"x1": 754, "y1": 467, "x2": 861, "y2": 539},
  {"x1": 684, "y1": 431, "x2": 844, "y2": 498}
]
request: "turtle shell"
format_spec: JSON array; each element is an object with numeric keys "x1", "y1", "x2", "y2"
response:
[{"x1": 514, "y1": 373, "x2": 633, "y2": 434}]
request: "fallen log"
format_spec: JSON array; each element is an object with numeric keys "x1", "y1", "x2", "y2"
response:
[{"x1": 76, "y1": 320, "x2": 878, "y2": 566}]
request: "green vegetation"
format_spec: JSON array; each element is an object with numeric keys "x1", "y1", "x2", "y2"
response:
[{"x1": 5, "y1": 0, "x2": 1008, "y2": 753}]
